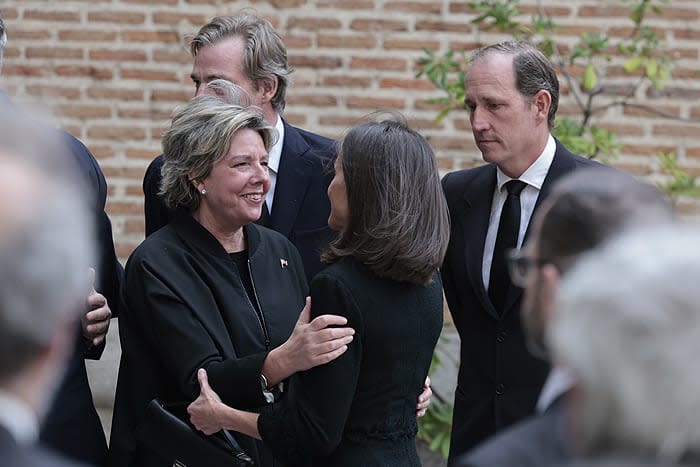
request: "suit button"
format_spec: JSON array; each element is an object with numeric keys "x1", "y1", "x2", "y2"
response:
[
  {"x1": 495, "y1": 384, "x2": 505, "y2": 395},
  {"x1": 496, "y1": 331, "x2": 506, "y2": 343}
]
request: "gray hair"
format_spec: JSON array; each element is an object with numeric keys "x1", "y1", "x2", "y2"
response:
[
  {"x1": 0, "y1": 10, "x2": 7, "y2": 70},
  {"x1": 470, "y1": 40, "x2": 559, "y2": 129},
  {"x1": 159, "y1": 84, "x2": 276, "y2": 212},
  {"x1": 0, "y1": 103, "x2": 94, "y2": 382},
  {"x1": 549, "y1": 223, "x2": 700, "y2": 462},
  {"x1": 190, "y1": 12, "x2": 292, "y2": 113}
]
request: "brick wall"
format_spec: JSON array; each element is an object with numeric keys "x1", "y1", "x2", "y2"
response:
[{"x1": 2, "y1": 0, "x2": 699, "y2": 261}]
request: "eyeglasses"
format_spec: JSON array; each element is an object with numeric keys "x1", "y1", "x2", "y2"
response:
[{"x1": 506, "y1": 248, "x2": 548, "y2": 287}]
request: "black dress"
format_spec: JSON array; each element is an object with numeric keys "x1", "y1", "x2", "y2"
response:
[{"x1": 259, "y1": 257, "x2": 444, "y2": 466}]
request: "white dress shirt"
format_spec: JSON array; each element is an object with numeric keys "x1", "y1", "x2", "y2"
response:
[
  {"x1": 482, "y1": 135, "x2": 556, "y2": 289},
  {"x1": 0, "y1": 390, "x2": 39, "y2": 444},
  {"x1": 265, "y1": 116, "x2": 285, "y2": 214}
]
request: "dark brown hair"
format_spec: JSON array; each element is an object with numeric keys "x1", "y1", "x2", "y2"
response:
[{"x1": 323, "y1": 113, "x2": 450, "y2": 286}]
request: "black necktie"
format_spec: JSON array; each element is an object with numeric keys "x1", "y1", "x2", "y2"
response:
[
  {"x1": 488, "y1": 180, "x2": 527, "y2": 313},
  {"x1": 255, "y1": 202, "x2": 271, "y2": 228}
]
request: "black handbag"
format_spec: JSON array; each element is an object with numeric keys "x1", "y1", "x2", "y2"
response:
[{"x1": 136, "y1": 398, "x2": 255, "y2": 467}]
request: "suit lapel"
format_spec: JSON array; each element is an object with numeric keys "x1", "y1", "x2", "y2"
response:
[
  {"x1": 270, "y1": 121, "x2": 313, "y2": 237},
  {"x1": 457, "y1": 165, "x2": 501, "y2": 319}
]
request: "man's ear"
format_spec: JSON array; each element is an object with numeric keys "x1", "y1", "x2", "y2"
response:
[
  {"x1": 258, "y1": 76, "x2": 278, "y2": 104},
  {"x1": 540, "y1": 263, "x2": 560, "y2": 327},
  {"x1": 532, "y1": 90, "x2": 552, "y2": 124}
]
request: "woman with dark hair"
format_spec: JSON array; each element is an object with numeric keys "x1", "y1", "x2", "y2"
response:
[{"x1": 188, "y1": 114, "x2": 450, "y2": 466}]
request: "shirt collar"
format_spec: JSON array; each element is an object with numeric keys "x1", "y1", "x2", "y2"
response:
[
  {"x1": 268, "y1": 116, "x2": 284, "y2": 174},
  {"x1": 496, "y1": 134, "x2": 556, "y2": 191},
  {"x1": 0, "y1": 390, "x2": 39, "y2": 444}
]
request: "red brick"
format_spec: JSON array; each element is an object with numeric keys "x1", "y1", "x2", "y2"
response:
[
  {"x1": 621, "y1": 144, "x2": 677, "y2": 156},
  {"x1": 283, "y1": 35, "x2": 314, "y2": 49},
  {"x1": 346, "y1": 96, "x2": 406, "y2": 109},
  {"x1": 350, "y1": 19, "x2": 408, "y2": 32},
  {"x1": 151, "y1": 89, "x2": 192, "y2": 103},
  {"x1": 380, "y1": 78, "x2": 436, "y2": 91},
  {"x1": 89, "y1": 145, "x2": 116, "y2": 159},
  {"x1": 121, "y1": 69, "x2": 180, "y2": 82},
  {"x1": 117, "y1": 107, "x2": 173, "y2": 120},
  {"x1": 125, "y1": 148, "x2": 160, "y2": 160},
  {"x1": 88, "y1": 126, "x2": 147, "y2": 141},
  {"x1": 121, "y1": 30, "x2": 180, "y2": 44},
  {"x1": 622, "y1": 104, "x2": 681, "y2": 119},
  {"x1": 121, "y1": 0, "x2": 178, "y2": 4},
  {"x1": 289, "y1": 55, "x2": 343, "y2": 69},
  {"x1": 674, "y1": 28, "x2": 700, "y2": 40},
  {"x1": 653, "y1": 124, "x2": 700, "y2": 138},
  {"x1": 287, "y1": 94, "x2": 338, "y2": 107},
  {"x1": 384, "y1": 37, "x2": 440, "y2": 51},
  {"x1": 102, "y1": 166, "x2": 151, "y2": 179},
  {"x1": 88, "y1": 11, "x2": 146, "y2": 24},
  {"x1": 89, "y1": 49, "x2": 147, "y2": 62},
  {"x1": 87, "y1": 87, "x2": 144, "y2": 101},
  {"x1": 2, "y1": 65, "x2": 49, "y2": 77},
  {"x1": 578, "y1": 5, "x2": 630, "y2": 17},
  {"x1": 318, "y1": 34, "x2": 376, "y2": 48},
  {"x1": 317, "y1": 0, "x2": 374, "y2": 8},
  {"x1": 648, "y1": 86, "x2": 700, "y2": 100},
  {"x1": 26, "y1": 85, "x2": 80, "y2": 99},
  {"x1": 56, "y1": 65, "x2": 113, "y2": 80},
  {"x1": 448, "y1": 2, "x2": 477, "y2": 14},
  {"x1": 153, "y1": 49, "x2": 192, "y2": 64},
  {"x1": 55, "y1": 105, "x2": 112, "y2": 119},
  {"x1": 350, "y1": 57, "x2": 406, "y2": 71},
  {"x1": 321, "y1": 75, "x2": 373, "y2": 88},
  {"x1": 26, "y1": 47, "x2": 83, "y2": 59},
  {"x1": 24, "y1": 10, "x2": 80, "y2": 22},
  {"x1": 269, "y1": 0, "x2": 309, "y2": 7},
  {"x1": 319, "y1": 115, "x2": 368, "y2": 127},
  {"x1": 58, "y1": 30, "x2": 118, "y2": 41},
  {"x1": 124, "y1": 218, "x2": 145, "y2": 234},
  {"x1": 288, "y1": 17, "x2": 342, "y2": 30},
  {"x1": 416, "y1": 20, "x2": 471, "y2": 33},
  {"x1": 385, "y1": 1, "x2": 442, "y2": 13},
  {"x1": 6, "y1": 29, "x2": 51, "y2": 40},
  {"x1": 152, "y1": 12, "x2": 207, "y2": 25}
]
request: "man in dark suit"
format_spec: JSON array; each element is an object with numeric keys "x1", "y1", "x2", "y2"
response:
[
  {"x1": 457, "y1": 169, "x2": 673, "y2": 467},
  {"x1": 0, "y1": 96, "x2": 99, "y2": 467},
  {"x1": 0, "y1": 11, "x2": 122, "y2": 465},
  {"x1": 142, "y1": 12, "x2": 336, "y2": 282},
  {"x1": 441, "y1": 40, "x2": 601, "y2": 463}
]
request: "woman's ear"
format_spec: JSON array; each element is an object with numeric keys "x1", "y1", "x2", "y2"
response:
[{"x1": 189, "y1": 174, "x2": 204, "y2": 194}]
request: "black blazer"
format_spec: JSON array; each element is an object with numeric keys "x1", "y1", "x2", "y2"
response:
[
  {"x1": 108, "y1": 219, "x2": 307, "y2": 467},
  {"x1": 457, "y1": 397, "x2": 570, "y2": 467},
  {"x1": 441, "y1": 141, "x2": 600, "y2": 462},
  {"x1": 39, "y1": 132, "x2": 123, "y2": 466},
  {"x1": 0, "y1": 425, "x2": 88, "y2": 467},
  {"x1": 142, "y1": 120, "x2": 337, "y2": 282}
]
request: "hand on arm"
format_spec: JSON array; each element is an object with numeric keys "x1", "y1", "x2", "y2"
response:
[
  {"x1": 261, "y1": 297, "x2": 355, "y2": 386},
  {"x1": 82, "y1": 267, "x2": 112, "y2": 346},
  {"x1": 416, "y1": 376, "x2": 432, "y2": 417},
  {"x1": 188, "y1": 369, "x2": 261, "y2": 439}
]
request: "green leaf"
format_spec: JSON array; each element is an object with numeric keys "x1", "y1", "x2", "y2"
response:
[
  {"x1": 645, "y1": 58, "x2": 659, "y2": 79},
  {"x1": 582, "y1": 63, "x2": 597, "y2": 91},
  {"x1": 623, "y1": 56, "x2": 644, "y2": 73}
]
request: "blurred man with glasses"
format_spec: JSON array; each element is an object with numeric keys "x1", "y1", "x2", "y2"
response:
[{"x1": 456, "y1": 168, "x2": 672, "y2": 467}]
